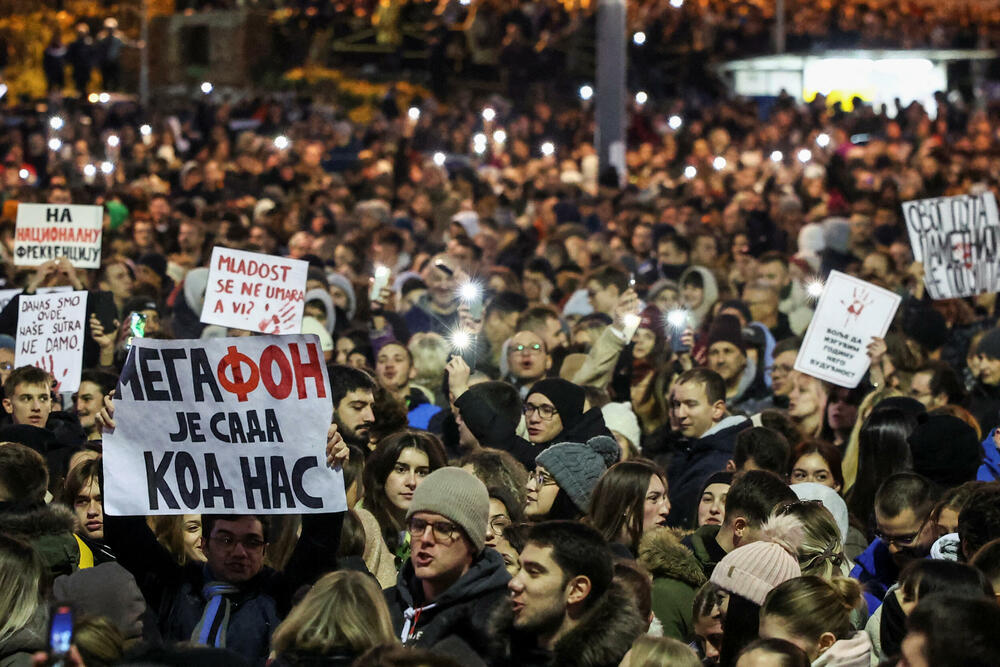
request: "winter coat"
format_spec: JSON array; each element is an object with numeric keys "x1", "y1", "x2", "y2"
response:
[
  {"x1": 728, "y1": 358, "x2": 773, "y2": 416},
  {"x1": 356, "y1": 506, "x2": 399, "y2": 589},
  {"x1": 666, "y1": 416, "x2": 749, "y2": 528},
  {"x1": 810, "y1": 631, "x2": 874, "y2": 667},
  {"x1": 384, "y1": 548, "x2": 510, "y2": 665},
  {"x1": 967, "y1": 380, "x2": 1000, "y2": 436},
  {"x1": 0, "y1": 502, "x2": 79, "y2": 578},
  {"x1": 977, "y1": 429, "x2": 1000, "y2": 482},
  {"x1": 849, "y1": 538, "x2": 898, "y2": 615},
  {"x1": 488, "y1": 579, "x2": 646, "y2": 667},
  {"x1": 678, "y1": 266, "x2": 720, "y2": 329},
  {"x1": 682, "y1": 523, "x2": 727, "y2": 579},
  {"x1": 639, "y1": 528, "x2": 707, "y2": 641},
  {"x1": 104, "y1": 512, "x2": 343, "y2": 663},
  {"x1": 572, "y1": 325, "x2": 629, "y2": 389},
  {"x1": 0, "y1": 605, "x2": 46, "y2": 667}
]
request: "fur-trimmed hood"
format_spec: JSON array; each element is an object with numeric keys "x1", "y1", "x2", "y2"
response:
[
  {"x1": 489, "y1": 579, "x2": 645, "y2": 667},
  {"x1": 0, "y1": 502, "x2": 76, "y2": 539},
  {"x1": 639, "y1": 527, "x2": 707, "y2": 589}
]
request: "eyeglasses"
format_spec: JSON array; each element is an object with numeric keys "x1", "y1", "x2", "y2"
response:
[
  {"x1": 208, "y1": 534, "x2": 266, "y2": 552},
  {"x1": 511, "y1": 343, "x2": 543, "y2": 355},
  {"x1": 531, "y1": 470, "x2": 558, "y2": 487},
  {"x1": 523, "y1": 402, "x2": 558, "y2": 420},
  {"x1": 489, "y1": 515, "x2": 512, "y2": 534},
  {"x1": 408, "y1": 517, "x2": 460, "y2": 543},
  {"x1": 874, "y1": 529, "x2": 922, "y2": 547}
]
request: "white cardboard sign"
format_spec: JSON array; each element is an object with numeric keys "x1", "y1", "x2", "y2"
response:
[
  {"x1": 0, "y1": 286, "x2": 72, "y2": 313},
  {"x1": 14, "y1": 290, "x2": 88, "y2": 393},
  {"x1": 794, "y1": 271, "x2": 901, "y2": 388},
  {"x1": 901, "y1": 191, "x2": 1000, "y2": 299},
  {"x1": 102, "y1": 335, "x2": 344, "y2": 516},
  {"x1": 200, "y1": 247, "x2": 308, "y2": 334},
  {"x1": 14, "y1": 204, "x2": 103, "y2": 268}
]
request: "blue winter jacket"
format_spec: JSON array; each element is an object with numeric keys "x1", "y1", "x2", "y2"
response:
[{"x1": 850, "y1": 537, "x2": 898, "y2": 615}]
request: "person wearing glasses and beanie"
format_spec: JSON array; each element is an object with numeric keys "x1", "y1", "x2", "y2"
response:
[
  {"x1": 524, "y1": 436, "x2": 620, "y2": 521},
  {"x1": 384, "y1": 466, "x2": 511, "y2": 666},
  {"x1": 523, "y1": 378, "x2": 613, "y2": 452}
]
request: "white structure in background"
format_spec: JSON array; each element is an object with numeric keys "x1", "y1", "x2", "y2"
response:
[{"x1": 716, "y1": 50, "x2": 995, "y2": 116}]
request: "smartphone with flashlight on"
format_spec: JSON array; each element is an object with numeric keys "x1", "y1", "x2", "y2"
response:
[{"x1": 48, "y1": 604, "x2": 73, "y2": 667}]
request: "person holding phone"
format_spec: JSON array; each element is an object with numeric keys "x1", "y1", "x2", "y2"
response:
[{"x1": 403, "y1": 255, "x2": 461, "y2": 336}]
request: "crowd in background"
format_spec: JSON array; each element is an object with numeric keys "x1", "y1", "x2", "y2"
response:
[{"x1": 3, "y1": 8, "x2": 1000, "y2": 666}]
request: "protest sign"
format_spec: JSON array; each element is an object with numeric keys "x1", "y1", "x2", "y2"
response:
[
  {"x1": 794, "y1": 271, "x2": 900, "y2": 388},
  {"x1": 200, "y1": 247, "x2": 308, "y2": 335},
  {"x1": 0, "y1": 285, "x2": 72, "y2": 312},
  {"x1": 102, "y1": 335, "x2": 344, "y2": 516},
  {"x1": 14, "y1": 290, "x2": 88, "y2": 393},
  {"x1": 901, "y1": 191, "x2": 1000, "y2": 299},
  {"x1": 14, "y1": 204, "x2": 103, "y2": 268}
]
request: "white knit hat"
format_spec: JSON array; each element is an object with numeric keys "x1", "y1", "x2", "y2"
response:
[{"x1": 601, "y1": 402, "x2": 641, "y2": 452}]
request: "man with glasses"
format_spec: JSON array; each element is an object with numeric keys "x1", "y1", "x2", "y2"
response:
[
  {"x1": 101, "y1": 427, "x2": 349, "y2": 661},
  {"x1": 505, "y1": 330, "x2": 550, "y2": 397},
  {"x1": 768, "y1": 337, "x2": 800, "y2": 409},
  {"x1": 385, "y1": 467, "x2": 510, "y2": 663},
  {"x1": 851, "y1": 473, "x2": 939, "y2": 613}
]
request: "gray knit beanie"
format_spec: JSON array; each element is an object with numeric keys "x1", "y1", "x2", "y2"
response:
[
  {"x1": 535, "y1": 436, "x2": 620, "y2": 513},
  {"x1": 406, "y1": 466, "x2": 490, "y2": 553}
]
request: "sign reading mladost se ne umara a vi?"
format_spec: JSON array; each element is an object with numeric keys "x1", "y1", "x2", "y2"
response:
[
  {"x1": 794, "y1": 271, "x2": 900, "y2": 388},
  {"x1": 102, "y1": 335, "x2": 345, "y2": 516},
  {"x1": 902, "y1": 191, "x2": 1000, "y2": 299}
]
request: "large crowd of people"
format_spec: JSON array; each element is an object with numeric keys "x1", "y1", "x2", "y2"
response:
[{"x1": 4, "y1": 10, "x2": 1000, "y2": 664}]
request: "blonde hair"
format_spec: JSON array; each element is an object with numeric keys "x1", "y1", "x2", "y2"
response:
[
  {"x1": 271, "y1": 570, "x2": 396, "y2": 656},
  {"x1": 0, "y1": 534, "x2": 44, "y2": 644},
  {"x1": 74, "y1": 616, "x2": 125, "y2": 666},
  {"x1": 769, "y1": 505, "x2": 847, "y2": 579},
  {"x1": 841, "y1": 387, "x2": 903, "y2": 491},
  {"x1": 408, "y1": 332, "x2": 450, "y2": 389},
  {"x1": 761, "y1": 577, "x2": 863, "y2": 646},
  {"x1": 626, "y1": 636, "x2": 702, "y2": 667}
]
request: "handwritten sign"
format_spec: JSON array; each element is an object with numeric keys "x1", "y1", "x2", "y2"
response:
[
  {"x1": 15, "y1": 290, "x2": 88, "y2": 393},
  {"x1": 902, "y1": 192, "x2": 1000, "y2": 299},
  {"x1": 794, "y1": 271, "x2": 900, "y2": 388},
  {"x1": 102, "y1": 335, "x2": 343, "y2": 516},
  {"x1": 0, "y1": 286, "x2": 72, "y2": 313},
  {"x1": 200, "y1": 247, "x2": 307, "y2": 334},
  {"x1": 14, "y1": 204, "x2": 103, "y2": 268}
]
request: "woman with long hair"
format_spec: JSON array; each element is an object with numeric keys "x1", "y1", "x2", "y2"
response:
[
  {"x1": 789, "y1": 441, "x2": 844, "y2": 493},
  {"x1": 844, "y1": 408, "x2": 916, "y2": 534},
  {"x1": 271, "y1": 570, "x2": 397, "y2": 665},
  {"x1": 769, "y1": 503, "x2": 850, "y2": 580},
  {"x1": 787, "y1": 372, "x2": 830, "y2": 442},
  {"x1": 362, "y1": 430, "x2": 447, "y2": 561},
  {"x1": 0, "y1": 534, "x2": 45, "y2": 660},
  {"x1": 759, "y1": 577, "x2": 871, "y2": 666},
  {"x1": 588, "y1": 459, "x2": 670, "y2": 557}
]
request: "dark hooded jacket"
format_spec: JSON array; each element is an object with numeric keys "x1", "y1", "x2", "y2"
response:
[
  {"x1": 682, "y1": 523, "x2": 727, "y2": 579},
  {"x1": 488, "y1": 579, "x2": 646, "y2": 667},
  {"x1": 666, "y1": 416, "x2": 749, "y2": 528},
  {"x1": 0, "y1": 502, "x2": 79, "y2": 578},
  {"x1": 384, "y1": 547, "x2": 510, "y2": 665},
  {"x1": 639, "y1": 527, "x2": 707, "y2": 641},
  {"x1": 455, "y1": 391, "x2": 537, "y2": 469}
]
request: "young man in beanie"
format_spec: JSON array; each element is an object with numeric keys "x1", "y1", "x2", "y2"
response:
[
  {"x1": 705, "y1": 313, "x2": 771, "y2": 415},
  {"x1": 384, "y1": 466, "x2": 510, "y2": 664},
  {"x1": 969, "y1": 328, "x2": 1000, "y2": 434},
  {"x1": 666, "y1": 368, "x2": 750, "y2": 527},
  {"x1": 492, "y1": 521, "x2": 645, "y2": 666}
]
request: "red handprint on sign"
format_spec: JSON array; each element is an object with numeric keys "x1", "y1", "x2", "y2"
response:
[
  {"x1": 258, "y1": 303, "x2": 298, "y2": 334},
  {"x1": 37, "y1": 355, "x2": 69, "y2": 393},
  {"x1": 840, "y1": 287, "x2": 874, "y2": 328}
]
